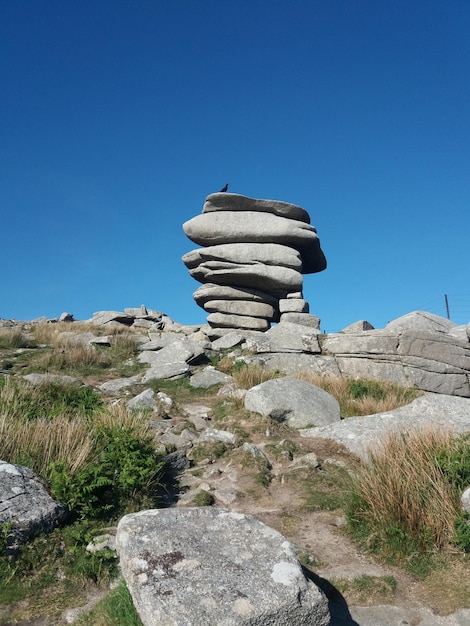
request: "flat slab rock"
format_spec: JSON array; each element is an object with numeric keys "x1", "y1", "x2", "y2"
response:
[
  {"x1": 300, "y1": 392, "x2": 470, "y2": 461},
  {"x1": 116, "y1": 507, "x2": 330, "y2": 626}
]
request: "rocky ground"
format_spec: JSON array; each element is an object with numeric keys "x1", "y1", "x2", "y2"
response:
[
  {"x1": 156, "y1": 394, "x2": 470, "y2": 626},
  {"x1": 1, "y1": 316, "x2": 469, "y2": 626}
]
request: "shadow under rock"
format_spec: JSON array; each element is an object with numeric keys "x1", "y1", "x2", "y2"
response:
[
  {"x1": 157, "y1": 448, "x2": 192, "y2": 508},
  {"x1": 302, "y1": 567, "x2": 360, "y2": 626}
]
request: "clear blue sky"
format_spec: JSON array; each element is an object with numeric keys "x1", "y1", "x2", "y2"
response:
[{"x1": 1, "y1": 1, "x2": 469, "y2": 332}]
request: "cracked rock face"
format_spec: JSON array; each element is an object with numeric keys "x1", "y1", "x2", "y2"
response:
[
  {"x1": 116, "y1": 507, "x2": 330, "y2": 626},
  {"x1": 182, "y1": 193, "x2": 326, "y2": 332},
  {"x1": 0, "y1": 461, "x2": 67, "y2": 551}
]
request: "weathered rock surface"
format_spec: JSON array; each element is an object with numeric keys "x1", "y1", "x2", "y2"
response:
[
  {"x1": 0, "y1": 461, "x2": 67, "y2": 551},
  {"x1": 183, "y1": 243, "x2": 303, "y2": 271},
  {"x1": 182, "y1": 193, "x2": 326, "y2": 331},
  {"x1": 183, "y1": 211, "x2": 322, "y2": 257},
  {"x1": 116, "y1": 507, "x2": 330, "y2": 626},
  {"x1": 244, "y1": 377, "x2": 341, "y2": 428},
  {"x1": 207, "y1": 312, "x2": 271, "y2": 331},
  {"x1": 203, "y1": 299, "x2": 276, "y2": 320},
  {"x1": 193, "y1": 283, "x2": 278, "y2": 307},
  {"x1": 22, "y1": 373, "x2": 81, "y2": 386},
  {"x1": 203, "y1": 192, "x2": 312, "y2": 223},
  {"x1": 189, "y1": 366, "x2": 233, "y2": 388},
  {"x1": 300, "y1": 392, "x2": 470, "y2": 460},
  {"x1": 323, "y1": 315, "x2": 470, "y2": 397}
]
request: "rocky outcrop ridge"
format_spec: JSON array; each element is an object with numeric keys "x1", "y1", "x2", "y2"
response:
[
  {"x1": 241, "y1": 311, "x2": 470, "y2": 398},
  {"x1": 182, "y1": 192, "x2": 326, "y2": 332}
]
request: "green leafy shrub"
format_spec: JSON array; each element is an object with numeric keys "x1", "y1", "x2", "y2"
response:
[
  {"x1": 436, "y1": 433, "x2": 470, "y2": 492},
  {"x1": 452, "y1": 513, "x2": 470, "y2": 552},
  {"x1": 435, "y1": 433, "x2": 470, "y2": 552},
  {"x1": 49, "y1": 425, "x2": 164, "y2": 519},
  {"x1": 192, "y1": 491, "x2": 214, "y2": 506},
  {"x1": 348, "y1": 379, "x2": 386, "y2": 400}
]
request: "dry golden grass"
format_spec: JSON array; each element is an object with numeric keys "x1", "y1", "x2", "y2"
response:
[
  {"x1": 353, "y1": 425, "x2": 460, "y2": 551},
  {"x1": 23, "y1": 330, "x2": 139, "y2": 376},
  {"x1": 0, "y1": 403, "x2": 151, "y2": 478},
  {"x1": 0, "y1": 414, "x2": 93, "y2": 476},
  {"x1": 31, "y1": 344, "x2": 112, "y2": 372},
  {"x1": 32, "y1": 321, "x2": 101, "y2": 344},
  {"x1": 229, "y1": 363, "x2": 280, "y2": 389},
  {"x1": 0, "y1": 327, "x2": 34, "y2": 349},
  {"x1": 296, "y1": 373, "x2": 421, "y2": 416}
]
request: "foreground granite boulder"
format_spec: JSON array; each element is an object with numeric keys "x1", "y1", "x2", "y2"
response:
[
  {"x1": 0, "y1": 461, "x2": 67, "y2": 551},
  {"x1": 116, "y1": 507, "x2": 330, "y2": 626}
]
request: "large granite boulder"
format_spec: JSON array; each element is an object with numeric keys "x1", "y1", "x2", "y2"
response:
[
  {"x1": 244, "y1": 377, "x2": 341, "y2": 428},
  {"x1": 182, "y1": 193, "x2": 326, "y2": 332},
  {"x1": 0, "y1": 461, "x2": 67, "y2": 551},
  {"x1": 116, "y1": 507, "x2": 330, "y2": 626}
]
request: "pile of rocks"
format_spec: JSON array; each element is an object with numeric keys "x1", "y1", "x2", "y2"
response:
[{"x1": 182, "y1": 192, "x2": 326, "y2": 332}]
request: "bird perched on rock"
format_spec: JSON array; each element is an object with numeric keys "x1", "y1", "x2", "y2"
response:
[{"x1": 219, "y1": 184, "x2": 228, "y2": 192}]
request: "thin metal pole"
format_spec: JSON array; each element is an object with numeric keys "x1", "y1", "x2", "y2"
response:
[{"x1": 444, "y1": 294, "x2": 451, "y2": 320}]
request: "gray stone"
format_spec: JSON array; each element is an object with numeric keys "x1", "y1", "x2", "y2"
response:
[
  {"x1": 98, "y1": 375, "x2": 141, "y2": 394},
  {"x1": 190, "y1": 262, "x2": 304, "y2": 297},
  {"x1": 141, "y1": 362, "x2": 190, "y2": 382},
  {"x1": 138, "y1": 338, "x2": 206, "y2": 367},
  {"x1": 301, "y1": 392, "x2": 470, "y2": 461},
  {"x1": 0, "y1": 461, "x2": 67, "y2": 551},
  {"x1": 183, "y1": 243, "x2": 303, "y2": 271},
  {"x1": 211, "y1": 331, "x2": 245, "y2": 350},
  {"x1": 245, "y1": 321, "x2": 321, "y2": 354},
  {"x1": 128, "y1": 389, "x2": 157, "y2": 411},
  {"x1": 207, "y1": 312, "x2": 270, "y2": 331},
  {"x1": 90, "y1": 310, "x2": 134, "y2": 326},
  {"x1": 159, "y1": 429, "x2": 198, "y2": 449},
  {"x1": 183, "y1": 211, "x2": 326, "y2": 274},
  {"x1": 116, "y1": 507, "x2": 330, "y2": 626},
  {"x1": 59, "y1": 312, "x2": 74, "y2": 322},
  {"x1": 139, "y1": 333, "x2": 198, "y2": 351},
  {"x1": 189, "y1": 367, "x2": 233, "y2": 388},
  {"x1": 244, "y1": 377, "x2": 341, "y2": 428},
  {"x1": 449, "y1": 325, "x2": 470, "y2": 342},
  {"x1": 461, "y1": 486, "x2": 470, "y2": 514},
  {"x1": 341, "y1": 320, "x2": 375, "y2": 332},
  {"x1": 156, "y1": 392, "x2": 173, "y2": 414},
  {"x1": 385, "y1": 310, "x2": 456, "y2": 334},
  {"x1": 86, "y1": 533, "x2": 116, "y2": 554},
  {"x1": 193, "y1": 283, "x2": 278, "y2": 307},
  {"x1": 198, "y1": 428, "x2": 237, "y2": 445},
  {"x1": 124, "y1": 305, "x2": 148, "y2": 316},
  {"x1": 278, "y1": 298, "x2": 309, "y2": 314},
  {"x1": 203, "y1": 299, "x2": 275, "y2": 320},
  {"x1": 279, "y1": 312, "x2": 321, "y2": 328},
  {"x1": 203, "y1": 192, "x2": 312, "y2": 223},
  {"x1": 22, "y1": 373, "x2": 80, "y2": 386},
  {"x1": 334, "y1": 355, "x2": 409, "y2": 386},
  {"x1": 289, "y1": 452, "x2": 320, "y2": 469},
  {"x1": 241, "y1": 353, "x2": 341, "y2": 377},
  {"x1": 322, "y1": 331, "x2": 398, "y2": 356},
  {"x1": 242, "y1": 443, "x2": 272, "y2": 467}
]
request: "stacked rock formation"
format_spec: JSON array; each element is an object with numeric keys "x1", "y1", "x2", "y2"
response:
[{"x1": 182, "y1": 192, "x2": 327, "y2": 332}]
